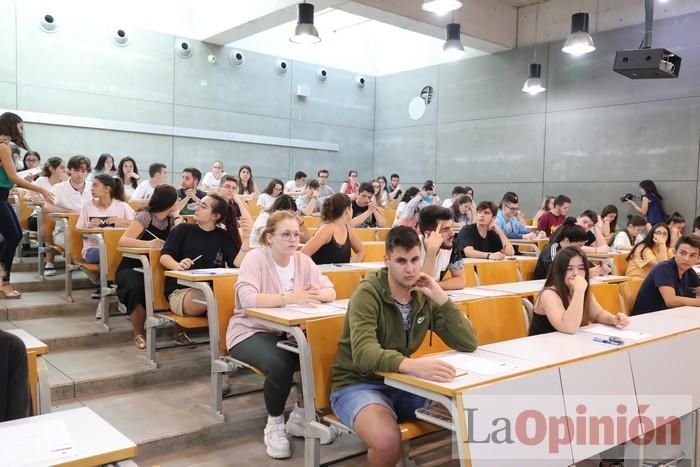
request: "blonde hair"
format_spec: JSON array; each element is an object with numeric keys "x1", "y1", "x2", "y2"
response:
[{"x1": 259, "y1": 210, "x2": 298, "y2": 246}]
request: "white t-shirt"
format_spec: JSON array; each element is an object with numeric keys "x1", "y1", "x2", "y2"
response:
[
  {"x1": 51, "y1": 180, "x2": 94, "y2": 233},
  {"x1": 442, "y1": 199, "x2": 454, "y2": 208},
  {"x1": 275, "y1": 259, "x2": 295, "y2": 293},
  {"x1": 202, "y1": 172, "x2": 223, "y2": 189},
  {"x1": 123, "y1": 182, "x2": 136, "y2": 199},
  {"x1": 285, "y1": 180, "x2": 305, "y2": 194},
  {"x1": 131, "y1": 179, "x2": 158, "y2": 200},
  {"x1": 257, "y1": 193, "x2": 277, "y2": 209},
  {"x1": 77, "y1": 199, "x2": 135, "y2": 256},
  {"x1": 32, "y1": 176, "x2": 54, "y2": 214},
  {"x1": 250, "y1": 212, "x2": 269, "y2": 249}
]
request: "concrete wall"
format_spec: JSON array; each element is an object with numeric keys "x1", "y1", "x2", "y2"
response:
[{"x1": 374, "y1": 12, "x2": 700, "y2": 221}]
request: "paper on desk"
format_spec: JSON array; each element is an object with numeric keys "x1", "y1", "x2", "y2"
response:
[
  {"x1": 433, "y1": 353, "x2": 519, "y2": 376},
  {"x1": 450, "y1": 288, "x2": 509, "y2": 298},
  {"x1": 580, "y1": 325, "x2": 651, "y2": 341},
  {"x1": 188, "y1": 268, "x2": 239, "y2": 275},
  {"x1": 0, "y1": 419, "x2": 77, "y2": 467},
  {"x1": 285, "y1": 303, "x2": 348, "y2": 315},
  {"x1": 16, "y1": 167, "x2": 41, "y2": 179}
]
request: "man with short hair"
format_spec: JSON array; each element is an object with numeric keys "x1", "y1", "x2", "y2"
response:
[
  {"x1": 387, "y1": 173, "x2": 402, "y2": 201},
  {"x1": 284, "y1": 171, "x2": 307, "y2": 195},
  {"x1": 218, "y1": 174, "x2": 252, "y2": 224},
  {"x1": 537, "y1": 194, "x2": 571, "y2": 237},
  {"x1": 632, "y1": 235, "x2": 700, "y2": 315},
  {"x1": 441, "y1": 186, "x2": 467, "y2": 209},
  {"x1": 350, "y1": 182, "x2": 387, "y2": 228},
  {"x1": 495, "y1": 192, "x2": 537, "y2": 240},
  {"x1": 317, "y1": 169, "x2": 334, "y2": 198},
  {"x1": 131, "y1": 162, "x2": 167, "y2": 201},
  {"x1": 177, "y1": 168, "x2": 207, "y2": 215},
  {"x1": 296, "y1": 179, "x2": 322, "y2": 216},
  {"x1": 330, "y1": 226, "x2": 477, "y2": 467},
  {"x1": 418, "y1": 206, "x2": 465, "y2": 290},
  {"x1": 576, "y1": 210, "x2": 610, "y2": 255},
  {"x1": 457, "y1": 201, "x2": 515, "y2": 260}
]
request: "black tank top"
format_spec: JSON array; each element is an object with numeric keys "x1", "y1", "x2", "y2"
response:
[
  {"x1": 118, "y1": 213, "x2": 173, "y2": 271},
  {"x1": 528, "y1": 312, "x2": 557, "y2": 336},
  {"x1": 311, "y1": 225, "x2": 352, "y2": 265}
]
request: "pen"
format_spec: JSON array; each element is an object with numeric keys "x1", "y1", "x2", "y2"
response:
[
  {"x1": 593, "y1": 336, "x2": 623, "y2": 346},
  {"x1": 191, "y1": 254, "x2": 203, "y2": 264},
  {"x1": 145, "y1": 229, "x2": 159, "y2": 239}
]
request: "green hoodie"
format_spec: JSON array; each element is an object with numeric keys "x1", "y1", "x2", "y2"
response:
[{"x1": 331, "y1": 268, "x2": 478, "y2": 391}]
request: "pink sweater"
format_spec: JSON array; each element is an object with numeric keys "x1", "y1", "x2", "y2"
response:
[{"x1": 226, "y1": 247, "x2": 334, "y2": 350}]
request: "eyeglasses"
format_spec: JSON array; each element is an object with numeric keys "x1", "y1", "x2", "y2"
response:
[
  {"x1": 221, "y1": 184, "x2": 237, "y2": 191},
  {"x1": 654, "y1": 231, "x2": 669, "y2": 237},
  {"x1": 505, "y1": 204, "x2": 519, "y2": 211},
  {"x1": 275, "y1": 231, "x2": 301, "y2": 241},
  {"x1": 318, "y1": 175, "x2": 328, "y2": 178}
]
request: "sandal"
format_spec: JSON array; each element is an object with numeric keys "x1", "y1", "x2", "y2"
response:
[
  {"x1": 0, "y1": 289, "x2": 22, "y2": 299},
  {"x1": 174, "y1": 331, "x2": 193, "y2": 345},
  {"x1": 134, "y1": 335, "x2": 146, "y2": 351}
]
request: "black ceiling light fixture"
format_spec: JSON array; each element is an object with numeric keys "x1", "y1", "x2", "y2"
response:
[
  {"x1": 290, "y1": 2, "x2": 321, "y2": 45},
  {"x1": 562, "y1": 12, "x2": 595, "y2": 56}
]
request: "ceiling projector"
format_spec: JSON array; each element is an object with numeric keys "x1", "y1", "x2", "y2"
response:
[{"x1": 613, "y1": 48, "x2": 681, "y2": 79}]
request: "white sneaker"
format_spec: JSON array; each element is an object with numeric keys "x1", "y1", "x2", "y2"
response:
[
  {"x1": 118, "y1": 303, "x2": 127, "y2": 314},
  {"x1": 264, "y1": 416, "x2": 291, "y2": 459},
  {"x1": 44, "y1": 263, "x2": 56, "y2": 277},
  {"x1": 286, "y1": 405, "x2": 341, "y2": 445}
]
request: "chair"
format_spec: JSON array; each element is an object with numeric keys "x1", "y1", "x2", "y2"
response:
[
  {"x1": 356, "y1": 242, "x2": 385, "y2": 262},
  {"x1": 590, "y1": 282, "x2": 623, "y2": 315},
  {"x1": 302, "y1": 216, "x2": 322, "y2": 229},
  {"x1": 352, "y1": 228, "x2": 378, "y2": 242},
  {"x1": 445, "y1": 266, "x2": 477, "y2": 287},
  {"x1": 619, "y1": 279, "x2": 644, "y2": 315},
  {"x1": 475, "y1": 261, "x2": 520, "y2": 286},
  {"x1": 518, "y1": 259, "x2": 537, "y2": 281},
  {"x1": 411, "y1": 332, "x2": 451, "y2": 357},
  {"x1": 466, "y1": 296, "x2": 529, "y2": 345},
  {"x1": 322, "y1": 270, "x2": 368, "y2": 299}
]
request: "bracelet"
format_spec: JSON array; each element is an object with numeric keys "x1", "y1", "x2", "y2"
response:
[{"x1": 280, "y1": 293, "x2": 286, "y2": 308}]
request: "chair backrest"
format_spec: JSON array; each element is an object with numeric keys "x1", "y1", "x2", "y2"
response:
[
  {"x1": 466, "y1": 296, "x2": 528, "y2": 345},
  {"x1": 445, "y1": 266, "x2": 477, "y2": 287},
  {"x1": 620, "y1": 278, "x2": 644, "y2": 315},
  {"x1": 411, "y1": 332, "x2": 451, "y2": 357},
  {"x1": 614, "y1": 254, "x2": 629, "y2": 275},
  {"x1": 147, "y1": 250, "x2": 170, "y2": 311},
  {"x1": 246, "y1": 200, "x2": 261, "y2": 218},
  {"x1": 215, "y1": 277, "x2": 238, "y2": 354},
  {"x1": 590, "y1": 282, "x2": 622, "y2": 315},
  {"x1": 475, "y1": 261, "x2": 520, "y2": 285},
  {"x1": 302, "y1": 216, "x2": 322, "y2": 229},
  {"x1": 518, "y1": 259, "x2": 537, "y2": 281},
  {"x1": 323, "y1": 270, "x2": 368, "y2": 300},
  {"x1": 65, "y1": 213, "x2": 84, "y2": 262},
  {"x1": 100, "y1": 229, "x2": 126, "y2": 281},
  {"x1": 306, "y1": 315, "x2": 346, "y2": 411},
  {"x1": 383, "y1": 208, "x2": 397, "y2": 226},
  {"x1": 356, "y1": 242, "x2": 385, "y2": 262},
  {"x1": 353, "y1": 229, "x2": 378, "y2": 242},
  {"x1": 18, "y1": 196, "x2": 34, "y2": 230}
]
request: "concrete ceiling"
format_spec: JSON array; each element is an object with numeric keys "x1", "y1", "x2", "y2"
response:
[{"x1": 498, "y1": 0, "x2": 549, "y2": 7}]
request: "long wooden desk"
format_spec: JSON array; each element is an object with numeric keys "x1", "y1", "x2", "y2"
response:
[
  {"x1": 6, "y1": 329, "x2": 50, "y2": 415},
  {"x1": 468, "y1": 275, "x2": 630, "y2": 298},
  {"x1": 510, "y1": 237, "x2": 548, "y2": 256},
  {"x1": 0, "y1": 406, "x2": 137, "y2": 467}
]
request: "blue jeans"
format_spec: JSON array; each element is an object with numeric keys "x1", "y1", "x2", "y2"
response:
[
  {"x1": 330, "y1": 383, "x2": 427, "y2": 430},
  {"x1": 83, "y1": 248, "x2": 100, "y2": 264}
]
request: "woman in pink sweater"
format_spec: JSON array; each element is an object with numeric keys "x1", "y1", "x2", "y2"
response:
[{"x1": 226, "y1": 210, "x2": 336, "y2": 459}]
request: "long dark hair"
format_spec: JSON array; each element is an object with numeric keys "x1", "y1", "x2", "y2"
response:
[
  {"x1": 0, "y1": 112, "x2": 29, "y2": 150},
  {"x1": 208, "y1": 193, "x2": 242, "y2": 253},
  {"x1": 601, "y1": 204, "x2": 618, "y2": 232},
  {"x1": 640, "y1": 180, "x2": 662, "y2": 199},
  {"x1": 267, "y1": 194, "x2": 297, "y2": 214},
  {"x1": 451, "y1": 194, "x2": 472, "y2": 222},
  {"x1": 542, "y1": 246, "x2": 591, "y2": 318},
  {"x1": 238, "y1": 165, "x2": 255, "y2": 195},
  {"x1": 95, "y1": 153, "x2": 114, "y2": 173},
  {"x1": 94, "y1": 174, "x2": 125, "y2": 202},
  {"x1": 550, "y1": 217, "x2": 588, "y2": 244},
  {"x1": 263, "y1": 178, "x2": 283, "y2": 196},
  {"x1": 23, "y1": 150, "x2": 41, "y2": 170},
  {"x1": 117, "y1": 157, "x2": 139, "y2": 189},
  {"x1": 400, "y1": 187, "x2": 419, "y2": 203},
  {"x1": 321, "y1": 193, "x2": 351, "y2": 222},
  {"x1": 41, "y1": 157, "x2": 63, "y2": 178},
  {"x1": 627, "y1": 223, "x2": 671, "y2": 261},
  {"x1": 146, "y1": 185, "x2": 178, "y2": 214}
]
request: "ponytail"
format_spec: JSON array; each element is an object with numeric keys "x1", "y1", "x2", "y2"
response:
[
  {"x1": 209, "y1": 194, "x2": 242, "y2": 252},
  {"x1": 94, "y1": 174, "x2": 125, "y2": 202}
]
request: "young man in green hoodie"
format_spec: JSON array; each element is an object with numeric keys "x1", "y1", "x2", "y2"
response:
[{"x1": 330, "y1": 226, "x2": 478, "y2": 467}]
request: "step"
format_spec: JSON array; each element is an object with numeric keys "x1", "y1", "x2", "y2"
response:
[
  {"x1": 8, "y1": 271, "x2": 94, "y2": 293},
  {"x1": 0, "y1": 290, "x2": 96, "y2": 321},
  {"x1": 11, "y1": 258, "x2": 66, "y2": 273}
]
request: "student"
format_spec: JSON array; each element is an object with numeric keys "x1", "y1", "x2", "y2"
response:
[
  {"x1": 694, "y1": 216, "x2": 700, "y2": 236},
  {"x1": 441, "y1": 186, "x2": 467, "y2": 209},
  {"x1": 625, "y1": 179, "x2": 666, "y2": 226},
  {"x1": 631, "y1": 235, "x2": 700, "y2": 315},
  {"x1": 376, "y1": 176, "x2": 389, "y2": 205},
  {"x1": 387, "y1": 173, "x2": 402, "y2": 201},
  {"x1": 251, "y1": 195, "x2": 310, "y2": 249},
  {"x1": 131, "y1": 162, "x2": 168, "y2": 201},
  {"x1": 161, "y1": 194, "x2": 249, "y2": 320},
  {"x1": 88, "y1": 153, "x2": 115, "y2": 181},
  {"x1": 226, "y1": 211, "x2": 337, "y2": 459},
  {"x1": 0, "y1": 112, "x2": 55, "y2": 299},
  {"x1": 301, "y1": 193, "x2": 365, "y2": 264},
  {"x1": 575, "y1": 210, "x2": 610, "y2": 255},
  {"x1": 611, "y1": 215, "x2": 646, "y2": 251},
  {"x1": 238, "y1": 165, "x2": 259, "y2": 200},
  {"x1": 340, "y1": 170, "x2": 359, "y2": 199},
  {"x1": 372, "y1": 178, "x2": 388, "y2": 208},
  {"x1": 529, "y1": 246, "x2": 629, "y2": 336},
  {"x1": 464, "y1": 186, "x2": 475, "y2": 200},
  {"x1": 201, "y1": 160, "x2": 224, "y2": 190},
  {"x1": 0, "y1": 329, "x2": 32, "y2": 422},
  {"x1": 533, "y1": 195, "x2": 555, "y2": 227},
  {"x1": 284, "y1": 171, "x2": 307, "y2": 195},
  {"x1": 330, "y1": 226, "x2": 478, "y2": 466},
  {"x1": 534, "y1": 219, "x2": 588, "y2": 280},
  {"x1": 625, "y1": 223, "x2": 673, "y2": 280},
  {"x1": 317, "y1": 169, "x2": 335, "y2": 198},
  {"x1": 418, "y1": 206, "x2": 465, "y2": 290},
  {"x1": 77, "y1": 175, "x2": 134, "y2": 264},
  {"x1": 116, "y1": 185, "x2": 181, "y2": 350},
  {"x1": 421, "y1": 180, "x2": 440, "y2": 206},
  {"x1": 599, "y1": 204, "x2": 618, "y2": 244},
  {"x1": 456, "y1": 201, "x2": 514, "y2": 259},
  {"x1": 667, "y1": 212, "x2": 686, "y2": 247},
  {"x1": 218, "y1": 175, "x2": 252, "y2": 226},
  {"x1": 537, "y1": 194, "x2": 571, "y2": 236},
  {"x1": 177, "y1": 167, "x2": 207, "y2": 216},
  {"x1": 117, "y1": 156, "x2": 140, "y2": 199},
  {"x1": 495, "y1": 192, "x2": 537, "y2": 240},
  {"x1": 256, "y1": 178, "x2": 283, "y2": 209},
  {"x1": 392, "y1": 187, "x2": 421, "y2": 231},
  {"x1": 21, "y1": 150, "x2": 41, "y2": 171},
  {"x1": 451, "y1": 194, "x2": 475, "y2": 228},
  {"x1": 350, "y1": 182, "x2": 387, "y2": 228},
  {"x1": 296, "y1": 179, "x2": 322, "y2": 216}
]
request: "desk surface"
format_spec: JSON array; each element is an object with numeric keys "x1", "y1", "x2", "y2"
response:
[
  {"x1": 475, "y1": 275, "x2": 629, "y2": 296},
  {"x1": 462, "y1": 256, "x2": 537, "y2": 265},
  {"x1": 245, "y1": 300, "x2": 349, "y2": 326},
  {"x1": 165, "y1": 268, "x2": 240, "y2": 281},
  {"x1": 118, "y1": 246, "x2": 162, "y2": 254},
  {"x1": 6, "y1": 329, "x2": 48, "y2": 355},
  {"x1": 0, "y1": 406, "x2": 137, "y2": 467}
]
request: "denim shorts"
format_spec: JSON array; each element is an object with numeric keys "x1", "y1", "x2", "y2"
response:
[
  {"x1": 330, "y1": 382, "x2": 427, "y2": 430},
  {"x1": 83, "y1": 248, "x2": 100, "y2": 264}
]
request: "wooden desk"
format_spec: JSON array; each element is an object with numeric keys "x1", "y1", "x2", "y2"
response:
[
  {"x1": 0, "y1": 406, "x2": 137, "y2": 467},
  {"x1": 587, "y1": 251, "x2": 627, "y2": 275},
  {"x1": 510, "y1": 238, "x2": 548, "y2": 256},
  {"x1": 6, "y1": 329, "x2": 50, "y2": 415},
  {"x1": 474, "y1": 276, "x2": 630, "y2": 298}
]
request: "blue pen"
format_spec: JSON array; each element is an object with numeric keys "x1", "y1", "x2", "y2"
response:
[{"x1": 593, "y1": 336, "x2": 623, "y2": 346}]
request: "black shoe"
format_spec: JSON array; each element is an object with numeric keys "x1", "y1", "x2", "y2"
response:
[{"x1": 91, "y1": 288, "x2": 101, "y2": 299}]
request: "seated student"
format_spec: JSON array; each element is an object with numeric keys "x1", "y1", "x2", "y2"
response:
[
  {"x1": 387, "y1": 173, "x2": 402, "y2": 201},
  {"x1": 350, "y1": 182, "x2": 387, "y2": 228},
  {"x1": 131, "y1": 162, "x2": 168, "y2": 201},
  {"x1": 393, "y1": 187, "x2": 419, "y2": 226},
  {"x1": 573, "y1": 210, "x2": 610, "y2": 255},
  {"x1": 217, "y1": 175, "x2": 252, "y2": 224},
  {"x1": 612, "y1": 215, "x2": 646, "y2": 251},
  {"x1": 201, "y1": 160, "x2": 224, "y2": 190},
  {"x1": 160, "y1": 194, "x2": 249, "y2": 324},
  {"x1": 451, "y1": 194, "x2": 475, "y2": 228},
  {"x1": 296, "y1": 179, "x2": 322, "y2": 216},
  {"x1": 533, "y1": 195, "x2": 555, "y2": 227},
  {"x1": 340, "y1": 170, "x2": 360, "y2": 199},
  {"x1": 284, "y1": 171, "x2": 307, "y2": 195},
  {"x1": 237, "y1": 165, "x2": 259, "y2": 201},
  {"x1": 177, "y1": 168, "x2": 207, "y2": 216},
  {"x1": 117, "y1": 156, "x2": 140, "y2": 200},
  {"x1": 0, "y1": 329, "x2": 32, "y2": 422},
  {"x1": 625, "y1": 223, "x2": 673, "y2": 280},
  {"x1": 632, "y1": 235, "x2": 700, "y2": 315},
  {"x1": 301, "y1": 193, "x2": 365, "y2": 264},
  {"x1": 418, "y1": 205, "x2": 465, "y2": 290},
  {"x1": 456, "y1": 201, "x2": 514, "y2": 260},
  {"x1": 441, "y1": 186, "x2": 467, "y2": 209},
  {"x1": 88, "y1": 153, "x2": 115, "y2": 181},
  {"x1": 330, "y1": 226, "x2": 478, "y2": 466},
  {"x1": 317, "y1": 169, "x2": 335, "y2": 198},
  {"x1": 694, "y1": 216, "x2": 700, "y2": 236},
  {"x1": 667, "y1": 212, "x2": 686, "y2": 247},
  {"x1": 534, "y1": 219, "x2": 588, "y2": 280},
  {"x1": 420, "y1": 180, "x2": 440, "y2": 206},
  {"x1": 251, "y1": 195, "x2": 311, "y2": 249},
  {"x1": 29, "y1": 157, "x2": 66, "y2": 276},
  {"x1": 495, "y1": 192, "x2": 538, "y2": 240},
  {"x1": 256, "y1": 178, "x2": 283, "y2": 209},
  {"x1": 530, "y1": 246, "x2": 629, "y2": 336},
  {"x1": 116, "y1": 185, "x2": 182, "y2": 350},
  {"x1": 598, "y1": 204, "x2": 618, "y2": 244},
  {"x1": 226, "y1": 211, "x2": 337, "y2": 459},
  {"x1": 372, "y1": 178, "x2": 388, "y2": 208},
  {"x1": 537, "y1": 194, "x2": 571, "y2": 237}
]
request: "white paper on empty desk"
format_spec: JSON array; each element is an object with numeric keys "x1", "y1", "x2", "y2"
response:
[
  {"x1": 0, "y1": 419, "x2": 77, "y2": 467},
  {"x1": 434, "y1": 353, "x2": 519, "y2": 376},
  {"x1": 580, "y1": 325, "x2": 651, "y2": 341},
  {"x1": 285, "y1": 303, "x2": 347, "y2": 315}
]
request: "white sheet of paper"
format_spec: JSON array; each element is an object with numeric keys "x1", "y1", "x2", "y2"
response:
[
  {"x1": 434, "y1": 353, "x2": 519, "y2": 376},
  {"x1": 285, "y1": 304, "x2": 347, "y2": 315},
  {"x1": 452, "y1": 288, "x2": 510, "y2": 298},
  {"x1": 580, "y1": 325, "x2": 651, "y2": 341},
  {"x1": 15, "y1": 167, "x2": 41, "y2": 179},
  {"x1": 0, "y1": 419, "x2": 77, "y2": 467},
  {"x1": 187, "y1": 268, "x2": 239, "y2": 275}
]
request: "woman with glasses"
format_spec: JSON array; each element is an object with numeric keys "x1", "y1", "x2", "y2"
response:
[
  {"x1": 340, "y1": 170, "x2": 359, "y2": 199},
  {"x1": 21, "y1": 151, "x2": 41, "y2": 181},
  {"x1": 257, "y1": 178, "x2": 283, "y2": 209},
  {"x1": 625, "y1": 223, "x2": 673, "y2": 279},
  {"x1": 226, "y1": 210, "x2": 336, "y2": 459},
  {"x1": 201, "y1": 160, "x2": 225, "y2": 190}
]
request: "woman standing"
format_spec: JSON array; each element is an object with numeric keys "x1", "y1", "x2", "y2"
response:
[
  {"x1": 625, "y1": 223, "x2": 673, "y2": 279},
  {"x1": 117, "y1": 156, "x2": 140, "y2": 200},
  {"x1": 626, "y1": 180, "x2": 666, "y2": 226},
  {"x1": 238, "y1": 165, "x2": 259, "y2": 200}
]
